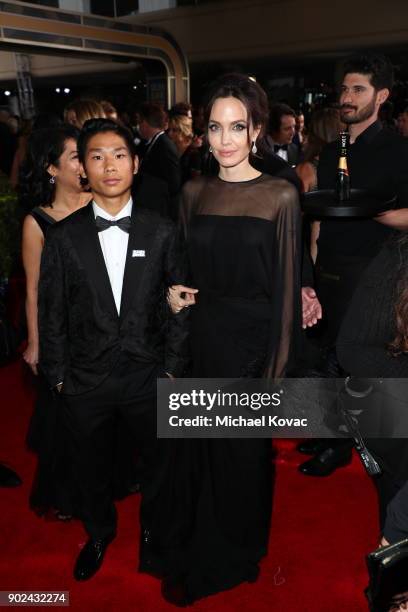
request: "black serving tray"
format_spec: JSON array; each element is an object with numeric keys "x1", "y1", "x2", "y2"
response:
[{"x1": 302, "y1": 189, "x2": 396, "y2": 218}]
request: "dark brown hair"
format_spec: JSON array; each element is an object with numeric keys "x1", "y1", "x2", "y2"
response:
[
  {"x1": 303, "y1": 107, "x2": 343, "y2": 163},
  {"x1": 169, "y1": 102, "x2": 192, "y2": 119},
  {"x1": 138, "y1": 102, "x2": 167, "y2": 129},
  {"x1": 19, "y1": 124, "x2": 80, "y2": 209},
  {"x1": 342, "y1": 53, "x2": 394, "y2": 92},
  {"x1": 203, "y1": 73, "x2": 269, "y2": 153},
  {"x1": 269, "y1": 103, "x2": 296, "y2": 135}
]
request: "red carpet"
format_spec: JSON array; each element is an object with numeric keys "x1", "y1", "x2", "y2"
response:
[{"x1": 0, "y1": 360, "x2": 378, "y2": 611}]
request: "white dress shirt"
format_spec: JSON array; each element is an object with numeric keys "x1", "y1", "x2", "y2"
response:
[
  {"x1": 270, "y1": 139, "x2": 288, "y2": 162},
  {"x1": 93, "y1": 198, "x2": 132, "y2": 314}
]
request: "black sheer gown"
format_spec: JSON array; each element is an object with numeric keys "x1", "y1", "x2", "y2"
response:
[
  {"x1": 143, "y1": 174, "x2": 302, "y2": 604},
  {"x1": 27, "y1": 207, "x2": 139, "y2": 518}
]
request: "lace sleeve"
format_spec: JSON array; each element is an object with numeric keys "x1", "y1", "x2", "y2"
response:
[{"x1": 263, "y1": 184, "x2": 302, "y2": 379}]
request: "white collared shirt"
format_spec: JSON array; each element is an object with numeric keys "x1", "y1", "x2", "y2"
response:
[
  {"x1": 93, "y1": 198, "x2": 132, "y2": 314},
  {"x1": 270, "y1": 139, "x2": 289, "y2": 162}
]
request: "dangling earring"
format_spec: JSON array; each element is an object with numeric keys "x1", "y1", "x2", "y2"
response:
[
  {"x1": 49, "y1": 176, "x2": 55, "y2": 184},
  {"x1": 251, "y1": 141, "x2": 257, "y2": 155},
  {"x1": 209, "y1": 146, "x2": 213, "y2": 153}
]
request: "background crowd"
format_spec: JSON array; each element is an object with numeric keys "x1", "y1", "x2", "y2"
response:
[{"x1": 2, "y1": 53, "x2": 408, "y2": 610}]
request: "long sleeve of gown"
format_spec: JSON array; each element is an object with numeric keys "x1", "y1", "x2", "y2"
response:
[
  {"x1": 263, "y1": 184, "x2": 302, "y2": 378},
  {"x1": 337, "y1": 242, "x2": 408, "y2": 378}
]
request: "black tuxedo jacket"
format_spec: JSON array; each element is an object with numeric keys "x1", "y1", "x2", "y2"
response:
[
  {"x1": 139, "y1": 133, "x2": 181, "y2": 221},
  {"x1": 251, "y1": 149, "x2": 302, "y2": 192},
  {"x1": 286, "y1": 142, "x2": 299, "y2": 167},
  {"x1": 38, "y1": 203, "x2": 189, "y2": 395}
]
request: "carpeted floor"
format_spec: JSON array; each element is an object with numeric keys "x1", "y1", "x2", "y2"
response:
[{"x1": 0, "y1": 359, "x2": 378, "y2": 611}]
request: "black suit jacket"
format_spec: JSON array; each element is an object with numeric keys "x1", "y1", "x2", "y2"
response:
[
  {"x1": 251, "y1": 149, "x2": 302, "y2": 192},
  {"x1": 38, "y1": 203, "x2": 189, "y2": 395},
  {"x1": 286, "y1": 143, "x2": 299, "y2": 167},
  {"x1": 139, "y1": 133, "x2": 181, "y2": 220}
]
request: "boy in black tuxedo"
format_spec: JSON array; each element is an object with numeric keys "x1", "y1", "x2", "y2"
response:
[{"x1": 38, "y1": 119, "x2": 189, "y2": 580}]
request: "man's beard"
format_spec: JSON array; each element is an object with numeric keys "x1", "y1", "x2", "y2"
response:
[{"x1": 340, "y1": 94, "x2": 377, "y2": 125}]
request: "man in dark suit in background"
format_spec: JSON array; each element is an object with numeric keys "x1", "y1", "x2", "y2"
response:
[
  {"x1": 267, "y1": 104, "x2": 299, "y2": 167},
  {"x1": 38, "y1": 118, "x2": 189, "y2": 581},
  {"x1": 137, "y1": 103, "x2": 181, "y2": 220}
]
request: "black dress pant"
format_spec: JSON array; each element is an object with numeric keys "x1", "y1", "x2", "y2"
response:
[
  {"x1": 61, "y1": 354, "x2": 162, "y2": 539},
  {"x1": 316, "y1": 253, "x2": 371, "y2": 346}
]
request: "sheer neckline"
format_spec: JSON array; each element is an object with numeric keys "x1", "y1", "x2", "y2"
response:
[{"x1": 216, "y1": 173, "x2": 265, "y2": 185}]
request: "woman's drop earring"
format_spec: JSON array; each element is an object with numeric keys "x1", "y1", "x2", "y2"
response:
[
  {"x1": 209, "y1": 146, "x2": 213, "y2": 153},
  {"x1": 251, "y1": 141, "x2": 257, "y2": 155},
  {"x1": 49, "y1": 176, "x2": 55, "y2": 184}
]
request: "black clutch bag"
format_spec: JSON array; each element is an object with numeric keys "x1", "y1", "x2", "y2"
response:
[{"x1": 366, "y1": 538, "x2": 408, "y2": 611}]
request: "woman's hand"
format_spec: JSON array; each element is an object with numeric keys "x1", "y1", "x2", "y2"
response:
[
  {"x1": 301, "y1": 287, "x2": 322, "y2": 329},
  {"x1": 23, "y1": 342, "x2": 39, "y2": 375},
  {"x1": 379, "y1": 536, "x2": 390, "y2": 548},
  {"x1": 167, "y1": 285, "x2": 198, "y2": 314}
]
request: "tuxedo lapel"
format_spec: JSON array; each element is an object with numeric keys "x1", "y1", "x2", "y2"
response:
[
  {"x1": 68, "y1": 204, "x2": 118, "y2": 319},
  {"x1": 287, "y1": 143, "x2": 298, "y2": 167},
  {"x1": 120, "y1": 207, "x2": 158, "y2": 322}
]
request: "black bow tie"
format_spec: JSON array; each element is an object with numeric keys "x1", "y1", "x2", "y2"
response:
[
  {"x1": 274, "y1": 144, "x2": 288, "y2": 152},
  {"x1": 95, "y1": 216, "x2": 131, "y2": 233}
]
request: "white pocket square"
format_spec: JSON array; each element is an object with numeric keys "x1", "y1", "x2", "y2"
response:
[{"x1": 132, "y1": 250, "x2": 145, "y2": 257}]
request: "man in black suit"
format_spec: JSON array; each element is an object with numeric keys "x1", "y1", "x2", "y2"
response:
[
  {"x1": 300, "y1": 53, "x2": 408, "y2": 478},
  {"x1": 267, "y1": 104, "x2": 299, "y2": 167},
  {"x1": 38, "y1": 118, "x2": 189, "y2": 581},
  {"x1": 137, "y1": 103, "x2": 181, "y2": 220}
]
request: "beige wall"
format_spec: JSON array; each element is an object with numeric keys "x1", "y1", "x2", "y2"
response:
[
  {"x1": 0, "y1": 51, "x2": 136, "y2": 81},
  {"x1": 126, "y1": 0, "x2": 408, "y2": 63}
]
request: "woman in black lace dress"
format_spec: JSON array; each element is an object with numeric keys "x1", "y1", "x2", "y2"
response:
[{"x1": 144, "y1": 74, "x2": 302, "y2": 605}]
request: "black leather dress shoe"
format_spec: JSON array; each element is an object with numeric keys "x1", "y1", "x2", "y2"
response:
[
  {"x1": 73, "y1": 535, "x2": 114, "y2": 581},
  {"x1": 296, "y1": 439, "x2": 332, "y2": 455},
  {"x1": 298, "y1": 447, "x2": 352, "y2": 477},
  {"x1": 0, "y1": 464, "x2": 22, "y2": 487}
]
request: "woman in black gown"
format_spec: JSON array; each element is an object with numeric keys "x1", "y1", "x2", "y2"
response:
[
  {"x1": 21, "y1": 125, "x2": 91, "y2": 516},
  {"x1": 143, "y1": 74, "x2": 302, "y2": 605}
]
